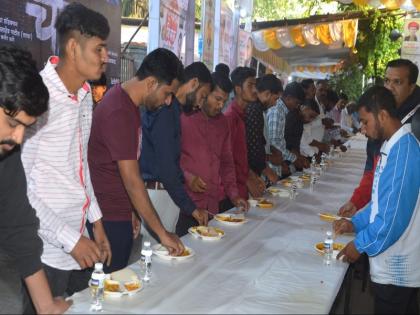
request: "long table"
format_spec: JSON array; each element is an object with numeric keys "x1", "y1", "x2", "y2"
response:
[{"x1": 67, "y1": 140, "x2": 367, "y2": 314}]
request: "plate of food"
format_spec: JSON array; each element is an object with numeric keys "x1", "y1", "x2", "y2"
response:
[
  {"x1": 318, "y1": 212, "x2": 349, "y2": 222},
  {"x1": 314, "y1": 242, "x2": 346, "y2": 259},
  {"x1": 256, "y1": 199, "x2": 274, "y2": 209},
  {"x1": 214, "y1": 213, "x2": 248, "y2": 225},
  {"x1": 152, "y1": 244, "x2": 195, "y2": 261},
  {"x1": 188, "y1": 226, "x2": 225, "y2": 240},
  {"x1": 90, "y1": 268, "x2": 142, "y2": 298},
  {"x1": 267, "y1": 187, "x2": 280, "y2": 194}
]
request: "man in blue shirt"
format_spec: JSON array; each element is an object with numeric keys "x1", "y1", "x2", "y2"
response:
[
  {"x1": 334, "y1": 86, "x2": 420, "y2": 315},
  {"x1": 140, "y1": 62, "x2": 213, "y2": 242}
]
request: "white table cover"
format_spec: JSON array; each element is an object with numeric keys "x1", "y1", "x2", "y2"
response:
[{"x1": 67, "y1": 143, "x2": 367, "y2": 314}]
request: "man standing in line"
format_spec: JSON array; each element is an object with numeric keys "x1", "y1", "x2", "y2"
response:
[
  {"x1": 140, "y1": 62, "x2": 213, "y2": 243},
  {"x1": 334, "y1": 86, "x2": 420, "y2": 314},
  {"x1": 21, "y1": 3, "x2": 112, "y2": 296},
  {"x1": 88, "y1": 48, "x2": 185, "y2": 272},
  {"x1": 0, "y1": 47, "x2": 71, "y2": 314}
]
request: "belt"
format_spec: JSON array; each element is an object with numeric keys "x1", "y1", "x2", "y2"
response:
[{"x1": 145, "y1": 181, "x2": 165, "y2": 190}]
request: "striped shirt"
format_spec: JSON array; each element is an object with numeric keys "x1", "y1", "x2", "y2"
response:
[
  {"x1": 267, "y1": 98, "x2": 296, "y2": 175},
  {"x1": 21, "y1": 57, "x2": 102, "y2": 270}
]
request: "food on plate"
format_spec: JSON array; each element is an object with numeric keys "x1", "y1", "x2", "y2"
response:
[
  {"x1": 315, "y1": 242, "x2": 345, "y2": 252},
  {"x1": 193, "y1": 226, "x2": 224, "y2": 237},
  {"x1": 215, "y1": 214, "x2": 245, "y2": 222},
  {"x1": 318, "y1": 212, "x2": 340, "y2": 222},
  {"x1": 104, "y1": 279, "x2": 121, "y2": 292},
  {"x1": 176, "y1": 249, "x2": 191, "y2": 257},
  {"x1": 257, "y1": 199, "x2": 274, "y2": 208},
  {"x1": 111, "y1": 268, "x2": 138, "y2": 283},
  {"x1": 267, "y1": 187, "x2": 280, "y2": 193},
  {"x1": 124, "y1": 280, "x2": 141, "y2": 291}
]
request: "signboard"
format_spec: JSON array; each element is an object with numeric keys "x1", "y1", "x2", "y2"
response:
[
  {"x1": 401, "y1": 18, "x2": 420, "y2": 85},
  {"x1": 0, "y1": 0, "x2": 121, "y2": 84},
  {"x1": 237, "y1": 29, "x2": 252, "y2": 67},
  {"x1": 202, "y1": 0, "x2": 215, "y2": 70},
  {"x1": 218, "y1": 2, "x2": 235, "y2": 70},
  {"x1": 159, "y1": 0, "x2": 188, "y2": 59}
]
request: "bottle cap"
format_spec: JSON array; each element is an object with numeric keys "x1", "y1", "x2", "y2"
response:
[
  {"x1": 326, "y1": 231, "x2": 332, "y2": 236},
  {"x1": 94, "y1": 262, "x2": 103, "y2": 270},
  {"x1": 144, "y1": 241, "x2": 151, "y2": 247}
]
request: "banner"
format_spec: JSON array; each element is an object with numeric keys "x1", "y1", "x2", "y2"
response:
[
  {"x1": 202, "y1": 0, "x2": 215, "y2": 70},
  {"x1": 237, "y1": 29, "x2": 252, "y2": 67},
  {"x1": 0, "y1": 0, "x2": 121, "y2": 84},
  {"x1": 401, "y1": 18, "x2": 420, "y2": 85},
  {"x1": 159, "y1": 0, "x2": 188, "y2": 59},
  {"x1": 218, "y1": 2, "x2": 235, "y2": 70}
]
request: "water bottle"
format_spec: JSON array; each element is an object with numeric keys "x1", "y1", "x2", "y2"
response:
[
  {"x1": 90, "y1": 262, "x2": 105, "y2": 311},
  {"x1": 140, "y1": 241, "x2": 153, "y2": 283},
  {"x1": 323, "y1": 231, "x2": 334, "y2": 265}
]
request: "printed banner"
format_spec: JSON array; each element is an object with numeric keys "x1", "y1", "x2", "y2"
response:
[
  {"x1": 202, "y1": 0, "x2": 215, "y2": 70},
  {"x1": 237, "y1": 29, "x2": 252, "y2": 67},
  {"x1": 401, "y1": 18, "x2": 420, "y2": 85}
]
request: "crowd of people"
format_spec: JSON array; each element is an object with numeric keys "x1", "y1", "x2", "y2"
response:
[{"x1": 0, "y1": 3, "x2": 419, "y2": 315}]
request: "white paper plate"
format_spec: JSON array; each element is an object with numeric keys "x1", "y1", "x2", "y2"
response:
[
  {"x1": 188, "y1": 226, "x2": 225, "y2": 241},
  {"x1": 89, "y1": 276, "x2": 142, "y2": 298},
  {"x1": 214, "y1": 213, "x2": 248, "y2": 226},
  {"x1": 152, "y1": 244, "x2": 195, "y2": 261}
]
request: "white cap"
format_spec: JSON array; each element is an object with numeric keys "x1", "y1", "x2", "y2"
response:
[
  {"x1": 326, "y1": 231, "x2": 332, "y2": 236},
  {"x1": 144, "y1": 241, "x2": 151, "y2": 247},
  {"x1": 94, "y1": 262, "x2": 103, "y2": 270}
]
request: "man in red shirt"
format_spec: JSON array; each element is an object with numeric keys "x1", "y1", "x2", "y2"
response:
[
  {"x1": 88, "y1": 48, "x2": 185, "y2": 272},
  {"x1": 177, "y1": 71, "x2": 249, "y2": 236},
  {"x1": 224, "y1": 67, "x2": 265, "y2": 205}
]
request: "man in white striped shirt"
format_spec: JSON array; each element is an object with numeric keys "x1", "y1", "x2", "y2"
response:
[{"x1": 21, "y1": 3, "x2": 111, "y2": 297}]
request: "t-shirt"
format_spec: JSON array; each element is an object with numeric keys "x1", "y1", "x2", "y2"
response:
[{"x1": 88, "y1": 84, "x2": 141, "y2": 221}]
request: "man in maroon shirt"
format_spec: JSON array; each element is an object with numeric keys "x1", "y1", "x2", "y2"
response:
[
  {"x1": 177, "y1": 71, "x2": 249, "y2": 235},
  {"x1": 224, "y1": 67, "x2": 265, "y2": 206},
  {"x1": 88, "y1": 48, "x2": 185, "y2": 272}
]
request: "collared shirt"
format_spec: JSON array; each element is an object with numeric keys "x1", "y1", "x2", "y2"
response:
[
  {"x1": 180, "y1": 111, "x2": 239, "y2": 214},
  {"x1": 245, "y1": 101, "x2": 267, "y2": 176},
  {"x1": 21, "y1": 56, "x2": 102, "y2": 270},
  {"x1": 88, "y1": 84, "x2": 141, "y2": 222},
  {"x1": 140, "y1": 97, "x2": 196, "y2": 215},
  {"x1": 329, "y1": 106, "x2": 341, "y2": 124},
  {"x1": 224, "y1": 100, "x2": 249, "y2": 199},
  {"x1": 352, "y1": 125, "x2": 420, "y2": 286},
  {"x1": 267, "y1": 98, "x2": 296, "y2": 176},
  {"x1": 300, "y1": 124, "x2": 319, "y2": 157}
]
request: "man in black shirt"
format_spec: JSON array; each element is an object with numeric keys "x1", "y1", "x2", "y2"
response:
[
  {"x1": 245, "y1": 74, "x2": 283, "y2": 183},
  {"x1": 0, "y1": 47, "x2": 70, "y2": 313}
]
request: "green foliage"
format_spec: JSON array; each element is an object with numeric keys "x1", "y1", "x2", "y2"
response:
[
  {"x1": 121, "y1": 0, "x2": 148, "y2": 18},
  {"x1": 329, "y1": 63, "x2": 364, "y2": 101}
]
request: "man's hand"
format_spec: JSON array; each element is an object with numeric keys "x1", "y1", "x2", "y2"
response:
[
  {"x1": 281, "y1": 162, "x2": 291, "y2": 176},
  {"x1": 293, "y1": 156, "x2": 309, "y2": 169},
  {"x1": 336, "y1": 241, "x2": 361, "y2": 263},
  {"x1": 132, "y1": 212, "x2": 141, "y2": 240},
  {"x1": 92, "y1": 220, "x2": 112, "y2": 267},
  {"x1": 318, "y1": 143, "x2": 331, "y2": 153},
  {"x1": 338, "y1": 201, "x2": 357, "y2": 217},
  {"x1": 232, "y1": 197, "x2": 249, "y2": 212},
  {"x1": 192, "y1": 209, "x2": 209, "y2": 226},
  {"x1": 268, "y1": 146, "x2": 284, "y2": 165},
  {"x1": 70, "y1": 236, "x2": 101, "y2": 269},
  {"x1": 40, "y1": 297, "x2": 72, "y2": 315},
  {"x1": 247, "y1": 176, "x2": 265, "y2": 198},
  {"x1": 333, "y1": 218, "x2": 354, "y2": 236},
  {"x1": 159, "y1": 231, "x2": 185, "y2": 256},
  {"x1": 188, "y1": 175, "x2": 207, "y2": 193},
  {"x1": 339, "y1": 145, "x2": 348, "y2": 152},
  {"x1": 262, "y1": 166, "x2": 279, "y2": 184}
]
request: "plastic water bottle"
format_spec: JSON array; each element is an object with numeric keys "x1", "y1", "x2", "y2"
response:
[
  {"x1": 90, "y1": 262, "x2": 105, "y2": 311},
  {"x1": 140, "y1": 241, "x2": 153, "y2": 283},
  {"x1": 323, "y1": 231, "x2": 334, "y2": 265}
]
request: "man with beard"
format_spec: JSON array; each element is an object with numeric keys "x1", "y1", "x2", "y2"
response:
[
  {"x1": 334, "y1": 86, "x2": 420, "y2": 314},
  {"x1": 21, "y1": 3, "x2": 112, "y2": 297},
  {"x1": 176, "y1": 71, "x2": 249, "y2": 236},
  {"x1": 88, "y1": 48, "x2": 185, "y2": 272},
  {"x1": 338, "y1": 59, "x2": 420, "y2": 218},
  {"x1": 0, "y1": 47, "x2": 71, "y2": 315},
  {"x1": 246, "y1": 74, "x2": 283, "y2": 184},
  {"x1": 140, "y1": 62, "x2": 213, "y2": 243}
]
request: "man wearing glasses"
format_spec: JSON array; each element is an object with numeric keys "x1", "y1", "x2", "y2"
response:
[{"x1": 338, "y1": 59, "x2": 420, "y2": 217}]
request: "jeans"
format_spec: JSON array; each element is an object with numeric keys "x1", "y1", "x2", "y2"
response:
[{"x1": 372, "y1": 282, "x2": 419, "y2": 314}]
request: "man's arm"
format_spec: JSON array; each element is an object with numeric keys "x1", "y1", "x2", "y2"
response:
[
  {"x1": 118, "y1": 160, "x2": 184, "y2": 255},
  {"x1": 354, "y1": 140, "x2": 420, "y2": 256}
]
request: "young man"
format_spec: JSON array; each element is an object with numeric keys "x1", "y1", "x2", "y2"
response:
[
  {"x1": 176, "y1": 71, "x2": 248, "y2": 236},
  {"x1": 224, "y1": 67, "x2": 265, "y2": 204},
  {"x1": 21, "y1": 3, "x2": 111, "y2": 297},
  {"x1": 339, "y1": 59, "x2": 420, "y2": 217},
  {"x1": 140, "y1": 62, "x2": 213, "y2": 243},
  {"x1": 267, "y1": 82, "x2": 310, "y2": 175},
  {"x1": 0, "y1": 47, "x2": 70, "y2": 314},
  {"x1": 88, "y1": 48, "x2": 185, "y2": 272},
  {"x1": 334, "y1": 86, "x2": 420, "y2": 314},
  {"x1": 246, "y1": 74, "x2": 283, "y2": 184}
]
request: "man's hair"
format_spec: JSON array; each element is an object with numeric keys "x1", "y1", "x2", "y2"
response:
[
  {"x1": 136, "y1": 48, "x2": 184, "y2": 85},
  {"x1": 339, "y1": 92, "x2": 348, "y2": 101},
  {"x1": 184, "y1": 62, "x2": 213, "y2": 87},
  {"x1": 300, "y1": 79, "x2": 314, "y2": 90},
  {"x1": 283, "y1": 82, "x2": 305, "y2": 103},
  {"x1": 316, "y1": 79, "x2": 328, "y2": 87},
  {"x1": 212, "y1": 71, "x2": 233, "y2": 94},
  {"x1": 386, "y1": 59, "x2": 419, "y2": 84},
  {"x1": 230, "y1": 66, "x2": 256, "y2": 89},
  {"x1": 326, "y1": 89, "x2": 339, "y2": 104},
  {"x1": 55, "y1": 3, "x2": 110, "y2": 56},
  {"x1": 357, "y1": 86, "x2": 398, "y2": 118},
  {"x1": 256, "y1": 74, "x2": 283, "y2": 94},
  {"x1": 90, "y1": 72, "x2": 107, "y2": 87},
  {"x1": 215, "y1": 63, "x2": 230, "y2": 77},
  {"x1": 0, "y1": 47, "x2": 49, "y2": 117}
]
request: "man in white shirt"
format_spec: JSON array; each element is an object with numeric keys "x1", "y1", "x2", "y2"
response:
[{"x1": 22, "y1": 3, "x2": 111, "y2": 297}]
